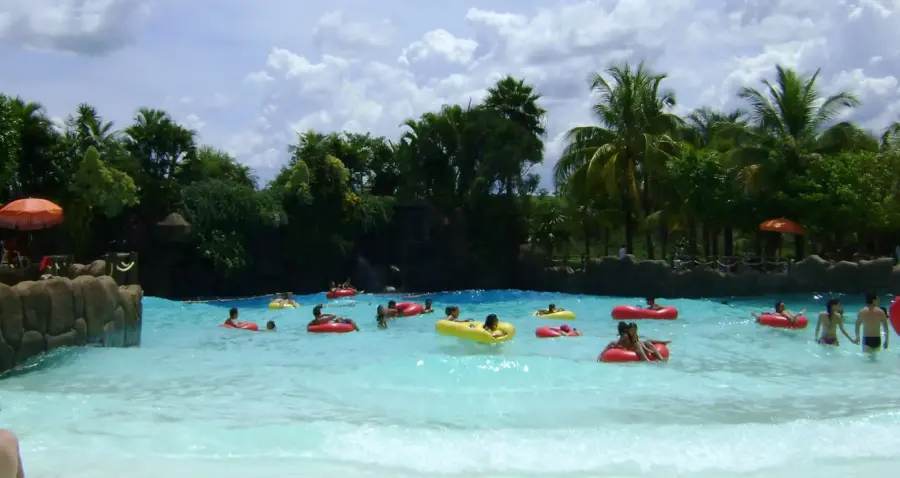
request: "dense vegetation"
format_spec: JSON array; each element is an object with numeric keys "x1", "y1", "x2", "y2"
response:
[{"x1": 2, "y1": 62, "x2": 899, "y2": 296}]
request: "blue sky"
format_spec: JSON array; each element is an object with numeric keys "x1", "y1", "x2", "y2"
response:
[{"x1": 2, "y1": 0, "x2": 900, "y2": 186}]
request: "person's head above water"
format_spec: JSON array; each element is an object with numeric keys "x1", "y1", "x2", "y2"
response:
[
  {"x1": 774, "y1": 301, "x2": 785, "y2": 313},
  {"x1": 425, "y1": 299, "x2": 432, "y2": 307},
  {"x1": 627, "y1": 322, "x2": 638, "y2": 336},
  {"x1": 559, "y1": 324, "x2": 572, "y2": 333},
  {"x1": 646, "y1": 297, "x2": 656, "y2": 305},
  {"x1": 330, "y1": 281, "x2": 336, "y2": 288},
  {"x1": 266, "y1": 320, "x2": 276, "y2": 330},
  {"x1": 616, "y1": 321, "x2": 629, "y2": 336},
  {"x1": 865, "y1": 293, "x2": 878, "y2": 306},
  {"x1": 547, "y1": 303, "x2": 556, "y2": 312},
  {"x1": 388, "y1": 300, "x2": 397, "y2": 308},
  {"x1": 312, "y1": 304, "x2": 323, "y2": 317},
  {"x1": 229, "y1": 307, "x2": 238, "y2": 319},
  {"x1": 484, "y1": 314, "x2": 499, "y2": 330},
  {"x1": 444, "y1": 306, "x2": 453, "y2": 316},
  {"x1": 826, "y1": 298, "x2": 840, "y2": 315}
]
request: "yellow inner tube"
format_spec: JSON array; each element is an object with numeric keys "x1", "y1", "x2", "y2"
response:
[
  {"x1": 534, "y1": 310, "x2": 575, "y2": 320},
  {"x1": 435, "y1": 319, "x2": 515, "y2": 344},
  {"x1": 268, "y1": 301, "x2": 297, "y2": 309}
]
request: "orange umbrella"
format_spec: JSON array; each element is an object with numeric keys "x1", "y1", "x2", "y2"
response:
[
  {"x1": 0, "y1": 198, "x2": 64, "y2": 231},
  {"x1": 760, "y1": 217, "x2": 804, "y2": 235}
]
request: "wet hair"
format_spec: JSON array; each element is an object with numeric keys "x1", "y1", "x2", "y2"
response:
[
  {"x1": 646, "y1": 297, "x2": 656, "y2": 304},
  {"x1": 774, "y1": 301, "x2": 785, "y2": 312},
  {"x1": 548, "y1": 303, "x2": 556, "y2": 309},
  {"x1": 229, "y1": 307, "x2": 238, "y2": 318},
  {"x1": 444, "y1": 306, "x2": 453, "y2": 316},
  {"x1": 826, "y1": 298, "x2": 840, "y2": 316},
  {"x1": 388, "y1": 300, "x2": 396, "y2": 308},
  {"x1": 266, "y1": 320, "x2": 276, "y2": 330},
  {"x1": 484, "y1": 314, "x2": 499, "y2": 328},
  {"x1": 616, "y1": 321, "x2": 628, "y2": 336},
  {"x1": 865, "y1": 293, "x2": 877, "y2": 305},
  {"x1": 312, "y1": 304, "x2": 323, "y2": 317}
]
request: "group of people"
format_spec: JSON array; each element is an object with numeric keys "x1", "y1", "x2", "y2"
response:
[
  {"x1": 271, "y1": 292, "x2": 299, "y2": 308},
  {"x1": 439, "y1": 305, "x2": 510, "y2": 339},
  {"x1": 328, "y1": 281, "x2": 358, "y2": 294},
  {"x1": 375, "y1": 299, "x2": 434, "y2": 328}
]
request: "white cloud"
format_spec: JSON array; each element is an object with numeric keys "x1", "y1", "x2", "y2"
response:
[
  {"x1": 3, "y1": 0, "x2": 900, "y2": 185},
  {"x1": 183, "y1": 113, "x2": 204, "y2": 130}
]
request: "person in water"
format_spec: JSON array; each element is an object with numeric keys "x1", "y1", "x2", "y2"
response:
[
  {"x1": 384, "y1": 300, "x2": 400, "y2": 317},
  {"x1": 340, "y1": 280, "x2": 357, "y2": 291},
  {"x1": 855, "y1": 293, "x2": 889, "y2": 353},
  {"x1": 605, "y1": 321, "x2": 632, "y2": 350},
  {"x1": 310, "y1": 304, "x2": 360, "y2": 331},
  {"x1": 626, "y1": 322, "x2": 666, "y2": 361},
  {"x1": 265, "y1": 320, "x2": 276, "y2": 331},
  {"x1": 0, "y1": 429, "x2": 24, "y2": 478},
  {"x1": 537, "y1": 303, "x2": 564, "y2": 315},
  {"x1": 423, "y1": 299, "x2": 434, "y2": 313},
  {"x1": 483, "y1": 314, "x2": 507, "y2": 339},
  {"x1": 645, "y1": 297, "x2": 663, "y2": 310},
  {"x1": 376, "y1": 305, "x2": 392, "y2": 328},
  {"x1": 557, "y1": 324, "x2": 580, "y2": 336},
  {"x1": 283, "y1": 293, "x2": 299, "y2": 307},
  {"x1": 814, "y1": 298, "x2": 853, "y2": 345},
  {"x1": 752, "y1": 301, "x2": 804, "y2": 325},
  {"x1": 224, "y1": 307, "x2": 240, "y2": 327},
  {"x1": 444, "y1": 305, "x2": 472, "y2": 322}
]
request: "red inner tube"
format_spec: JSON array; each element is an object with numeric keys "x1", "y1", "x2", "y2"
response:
[
  {"x1": 221, "y1": 321, "x2": 259, "y2": 331},
  {"x1": 890, "y1": 297, "x2": 900, "y2": 336},
  {"x1": 611, "y1": 305, "x2": 678, "y2": 320},
  {"x1": 395, "y1": 302, "x2": 424, "y2": 316},
  {"x1": 599, "y1": 342, "x2": 669, "y2": 363},
  {"x1": 756, "y1": 314, "x2": 808, "y2": 329},
  {"x1": 535, "y1": 326, "x2": 578, "y2": 338},
  {"x1": 307, "y1": 321, "x2": 355, "y2": 333},
  {"x1": 326, "y1": 289, "x2": 356, "y2": 299}
]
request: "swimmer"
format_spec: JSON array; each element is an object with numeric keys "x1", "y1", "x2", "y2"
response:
[
  {"x1": 444, "y1": 305, "x2": 472, "y2": 322},
  {"x1": 272, "y1": 293, "x2": 285, "y2": 306},
  {"x1": 483, "y1": 314, "x2": 507, "y2": 339},
  {"x1": 626, "y1": 322, "x2": 666, "y2": 361},
  {"x1": 752, "y1": 301, "x2": 805, "y2": 325},
  {"x1": 224, "y1": 307, "x2": 240, "y2": 327},
  {"x1": 376, "y1": 305, "x2": 389, "y2": 328},
  {"x1": 283, "y1": 292, "x2": 299, "y2": 307},
  {"x1": 341, "y1": 280, "x2": 357, "y2": 291},
  {"x1": 557, "y1": 324, "x2": 581, "y2": 336},
  {"x1": 310, "y1": 304, "x2": 360, "y2": 331},
  {"x1": 384, "y1": 300, "x2": 400, "y2": 318},
  {"x1": 264, "y1": 320, "x2": 276, "y2": 331},
  {"x1": 328, "y1": 281, "x2": 337, "y2": 293},
  {"x1": 423, "y1": 299, "x2": 434, "y2": 313},
  {"x1": 536, "y1": 303, "x2": 564, "y2": 315},
  {"x1": 645, "y1": 297, "x2": 663, "y2": 310},
  {"x1": 854, "y1": 293, "x2": 889, "y2": 353},
  {"x1": 0, "y1": 429, "x2": 24, "y2": 478},
  {"x1": 604, "y1": 321, "x2": 632, "y2": 350},
  {"x1": 814, "y1": 298, "x2": 853, "y2": 345}
]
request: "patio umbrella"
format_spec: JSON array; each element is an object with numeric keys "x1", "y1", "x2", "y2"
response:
[
  {"x1": 759, "y1": 218, "x2": 805, "y2": 235},
  {"x1": 0, "y1": 198, "x2": 64, "y2": 231}
]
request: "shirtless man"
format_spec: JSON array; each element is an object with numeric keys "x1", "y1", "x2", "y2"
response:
[
  {"x1": 814, "y1": 298, "x2": 854, "y2": 345},
  {"x1": 855, "y1": 293, "x2": 889, "y2": 353},
  {"x1": 0, "y1": 429, "x2": 24, "y2": 478}
]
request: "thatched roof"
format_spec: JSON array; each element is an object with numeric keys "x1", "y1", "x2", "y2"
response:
[{"x1": 157, "y1": 212, "x2": 191, "y2": 227}]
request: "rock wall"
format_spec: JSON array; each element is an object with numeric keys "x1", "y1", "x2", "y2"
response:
[
  {"x1": 0, "y1": 276, "x2": 143, "y2": 374},
  {"x1": 517, "y1": 255, "x2": 900, "y2": 298}
]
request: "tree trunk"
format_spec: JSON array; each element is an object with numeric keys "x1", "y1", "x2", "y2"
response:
[
  {"x1": 688, "y1": 217, "x2": 698, "y2": 256},
  {"x1": 711, "y1": 229, "x2": 720, "y2": 256},
  {"x1": 723, "y1": 226, "x2": 734, "y2": 257},
  {"x1": 602, "y1": 227, "x2": 610, "y2": 256},
  {"x1": 641, "y1": 173, "x2": 654, "y2": 259},
  {"x1": 660, "y1": 225, "x2": 669, "y2": 260},
  {"x1": 623, "y1": 202, "x2": 634, "y2": 254},
  {"x1": 794, "y1": 233, "x2": 804, "y2": 259},
  {"x1": 582, "y1": 222, "x2": 591, "y2": 258},
  {"x1": 701, "y1": 224, "x2": 711, "y2": 258}
]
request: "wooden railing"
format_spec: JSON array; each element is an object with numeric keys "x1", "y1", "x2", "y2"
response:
[{"x1": 544, "y1": 254, "x2": 826, "y2": 273}]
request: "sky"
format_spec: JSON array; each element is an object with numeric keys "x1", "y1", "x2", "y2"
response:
[{"x1": 2, "y1": 0, "x2": 900, "y2": 187}]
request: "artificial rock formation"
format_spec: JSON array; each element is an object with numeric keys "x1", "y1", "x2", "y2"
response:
[
  {"x1": 516, "y1": 254, "x2": 900, "y2": 298},
  {"x1": 0, "y1": 276, "x2": 142, "y2": 374}
]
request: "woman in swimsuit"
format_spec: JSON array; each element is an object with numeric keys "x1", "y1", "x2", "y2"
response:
[{"x1": 814, "y1": 298, "x2": 853, "y2": 345}]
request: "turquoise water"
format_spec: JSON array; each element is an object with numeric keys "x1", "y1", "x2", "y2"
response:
[{"x1": 3, "y1": 290, "x2": 900, "y2": 477}]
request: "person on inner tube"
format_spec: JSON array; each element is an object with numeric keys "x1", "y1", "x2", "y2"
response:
[
  {"x1": 537, "y1": 303, "x2": 565, "y2": 315},
  {"x1": 224, "y1": 307, "x2": 240, "y2": 327},
  {"x1": 557, "y1": 324, "x2": 581, "y2": 336},
  {"x1": 626, "y1": 322, "x2": 666, "y2": 361},
  {"x1": 483, "y1": 314, "x2": 507, "y2": 339},
  {"x1": 605, "y1": 321, "x2": 632, "y2": 350},
  {"x1": 310, "y1": 304, "x2": 360, "y2": 331},
  {"x1": 644, "y1": 297, "x2": 663, "y2": 311},
  {"x1": 444, "y1": 305, "x2": 473, "y2": 322},
  {"x1": 752, "y1": 301, "x2": 805, "y2": 325}
]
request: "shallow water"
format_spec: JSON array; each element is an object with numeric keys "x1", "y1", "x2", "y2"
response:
[{"x1": 3, "y1": 290, "x2": 899, "y2": 477}]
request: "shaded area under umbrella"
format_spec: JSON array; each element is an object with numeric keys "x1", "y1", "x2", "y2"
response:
[{"x1": 760, "y1": 217, "x2": 805, "y2": 258}]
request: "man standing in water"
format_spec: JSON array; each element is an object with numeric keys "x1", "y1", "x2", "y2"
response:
[
  {"x1": 855, "y1": 293, "x2": 889, "y2": 353},
  {"x1": 0, "y1": 429, "x2": 24, "y2": 478}
]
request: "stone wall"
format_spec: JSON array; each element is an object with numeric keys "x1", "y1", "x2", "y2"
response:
[
  {"x1": 517, "y1": 254, "x2": 900, "y2": 297},
  {"x1": 0, "y1": 276, "x2": 143, "y2": 374}
]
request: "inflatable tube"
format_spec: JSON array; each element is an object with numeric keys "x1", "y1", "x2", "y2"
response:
[
  {"x1": 535, "y1": 326, "x2": 578, "y2": 338},
  {"x1": 307, "y1": 321, "x2": 355, "y2": 333},
  {"x1": 326, "y1": 289, "x2": 357, "y2": 299},
  {"x1": 890, "y1": 297, "x2": 900, "y2": 336},
  {"x1": 599, "y1": 342, "x2": 669, "y2": 363},
  {"x1": 221, "y1": 321, "x2": 259, "y2": 331},
  {"x1": 534, "y1": 310, "x2": 576, "y2": 320},
  {"x1": 268, "y1": 301, "x2": 297, "y2": 309},
  {"x1": 756, "y1": 314, "x2": 808, "y2": 329},
  {"x1": 435, "y1": 319, "x2": 515, "y2": 344},
  {"x1": 611, "y1": 306, "x2": 678, "y2": 320},
  {"x1": 395, "y1": 302, "x2": 425, "y2": 316}
]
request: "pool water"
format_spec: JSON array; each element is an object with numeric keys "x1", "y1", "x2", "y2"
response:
[{"x1": 3, "y1": 290, "x2": 900, "y2": 477}]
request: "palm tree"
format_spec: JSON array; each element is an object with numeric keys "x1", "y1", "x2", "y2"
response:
[{"x1": 555, "y1": 62, "x2": 681, "y2": 256}]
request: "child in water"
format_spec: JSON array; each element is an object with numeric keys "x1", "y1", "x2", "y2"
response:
[
  {"x1": 310, "y1": 304, "x2": 359, "y2": 331},
  {"x1": 224, "y1": 307, "x2": 240, "y2": 327},
  {"x1": 483, "y1": 314, "x2": 507, "y2": 339},
  {"x1": 423, "y1": 299, "x2": 434, "y2": 313},
  {"x1": 537, "y1": 303, "x2": 564, "y2": 315},
  {"x1": 265, "y1": 320, "x2": 276, "y2": 331}
]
